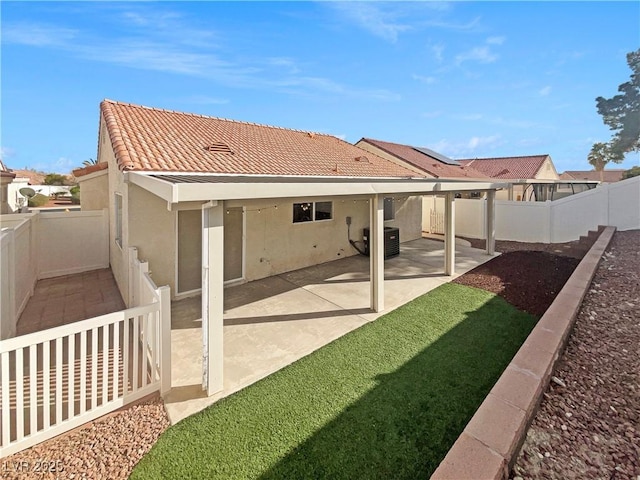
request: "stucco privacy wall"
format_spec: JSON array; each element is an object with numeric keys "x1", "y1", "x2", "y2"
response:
[{"x1": 78, "y1": 170, "x2": 109, "y2": 211}]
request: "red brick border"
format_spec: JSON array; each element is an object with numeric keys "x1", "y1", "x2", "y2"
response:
[{"x1": 430, "y1": 226, "x2": 616, "y2": 480}]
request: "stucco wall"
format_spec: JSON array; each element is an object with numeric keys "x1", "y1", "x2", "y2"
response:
[
  {"x1": 128, "y1": 183, "x2": 176, "y2": 294},
  {"x1": 78, "y1": 170, "x2": 109, "y2": 211},
  {"x1": 99, "y1": 116, "x2": 129, "y2": 303},
  {"x1": 535, "y1": 157, "x2": 560, "y2": 180},
  {"x1": 235, "y1": 195, "x2": 422, "y2": 282}
]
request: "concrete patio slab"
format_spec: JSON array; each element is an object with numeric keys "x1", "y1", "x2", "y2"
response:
[{"x1": 164, "y1": 238, "x2": 496, "y2": 424}]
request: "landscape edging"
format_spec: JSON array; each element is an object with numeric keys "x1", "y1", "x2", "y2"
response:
[{"x1": 430, "y1": 226, "x2": 617, "y2": 480}]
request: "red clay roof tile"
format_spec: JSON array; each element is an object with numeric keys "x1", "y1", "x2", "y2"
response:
[
  {"x1": 457, "y1": 155, "x2": 551, "y2": 179},
  {"x1": 100, "y1": 100, "x2": 421, "y2": 178},
  {"x1": 72, "y1": 162, "x2": 109, "y2": 178},
  {"x1": 359, "y1": 138, "x2": 489, "y2": 179}
]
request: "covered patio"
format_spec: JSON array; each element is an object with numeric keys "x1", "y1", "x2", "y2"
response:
[
  {"x1": 164, "y1": 236, "x2": 495, "y2": 423},
  {"x1": 128, "y1": 173, "x2": 504, "y2": 403}
]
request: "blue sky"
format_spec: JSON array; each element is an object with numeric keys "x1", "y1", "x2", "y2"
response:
[{"x1": 2, "y1": 1, "x2": 639, "y2": 175}]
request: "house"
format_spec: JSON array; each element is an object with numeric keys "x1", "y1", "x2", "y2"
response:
[
  {"x1": 355, "y1": 138, "x2": 489, "y2": 182},
  {"x1": 456, "y1": 154, "x2": 560, "y2": 201},
  {"x1": 74, "y1": 99, "x2": 505, "y2": 395},
  {"x1": 561, "y1": 169, "x2": 626, "y2": 183},
  {"x1": 355, "y1": 138, "x2": 493, "y2": 234},
  {"x1": 0, "y1": 160, "x2": 16, "y2": 214}
]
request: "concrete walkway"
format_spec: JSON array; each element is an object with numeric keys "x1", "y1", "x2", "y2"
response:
[{"x1": 165, "y1": 238, "x2": 495, "y2": 424}]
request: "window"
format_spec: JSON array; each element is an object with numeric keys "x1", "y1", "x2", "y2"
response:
[
  {"x1": 314, "y1": 201, "x2": 332, "y2": 221},
  {"x1": 115, "y1": 193, "x2": 123, "y2": 247},
  {"x1": 293, "y1": 201, "x2": 333, "y2": 223},
  {"x1": 383, "y1": 197, "x2": 395, "y2": 221}
]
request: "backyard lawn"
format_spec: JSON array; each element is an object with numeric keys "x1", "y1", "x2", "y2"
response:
[{"x1": 131, "y1": 282, "x2": 537, "y2": 479}]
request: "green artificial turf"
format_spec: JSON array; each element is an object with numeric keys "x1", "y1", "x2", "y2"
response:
[{"x1": 131, "y1": 283, "x2": 537, "y2": 480}]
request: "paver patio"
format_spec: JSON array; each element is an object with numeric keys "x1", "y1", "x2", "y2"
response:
[{"x1": 16, "y1": 268, "x2": 125, "y2": 335}]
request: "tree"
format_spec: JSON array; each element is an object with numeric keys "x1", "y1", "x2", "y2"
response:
[
  {"x1": 596, "y1": 49, "x2": 640, "y2": 154},
  {"x1": 43, "y1": 173, "x2": 71, "y2": 186},
  {"x1": 622, "y1": 165, "x2": 640, "y2": 179},
  {"x1": 82, "y1": 158, "x2": 99, "y2": 167},
  {"x1": 587, "y1": 142, "x2": 624, "y2": 182}
]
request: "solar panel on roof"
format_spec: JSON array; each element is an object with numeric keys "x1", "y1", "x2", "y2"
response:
[{"x1": 412, "y1": 146, "x2": 460, "y2": 166}]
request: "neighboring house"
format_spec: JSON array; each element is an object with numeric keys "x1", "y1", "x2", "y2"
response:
[
  {"x1": 355, "y1": 138, "x2": 492, "y2": 234},
  {"x1": 0, "y1": 160, "x2": 17, "y2": 214},
  {"x1": 355, "y1": 138, "x2": 489, "y2": 182},
  {"x1": 74, "y1": 99, "x2": 505, "y2": 395},
  {"x1": 561, "y1": 169, "x2": 626, "y2": 183},
  {"x1": 457, "y1": 155, "x2": 560, "y2": 201}
]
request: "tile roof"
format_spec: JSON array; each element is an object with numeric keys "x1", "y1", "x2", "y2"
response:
[
  {"x1": 0, "y1": 160, "x2": 15, "y2": 179},
  {"x1": 9, "y1": 169, "x2": 43, "y2": 184},
  {"x1": 560, "y1": 170, "x2": 625, "y2": 183},
  {"x1": 358, "y1": 138, "x2": 489, "y2": 179},
  {"x1": 100, "y1": 100, "x2": 421, "y2": 178},
  {"x1": 72, "y1": 162, "x2": 109, "y2": 178},
  {"x1": 456, "y1": 155, "x2": 550, "y2": 179}
]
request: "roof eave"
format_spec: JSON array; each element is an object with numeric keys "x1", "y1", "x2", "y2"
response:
[{"x1": 127, "y1": 172, "x2": 508, "y2": 204}]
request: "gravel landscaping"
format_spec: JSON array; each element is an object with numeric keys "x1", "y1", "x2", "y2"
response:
[
  {"x1": 511, "y1": 229, "x2": 640, "y2": 479},
  {"x1": 3, "y1": 230, "x2": 635, "y2": 479}
]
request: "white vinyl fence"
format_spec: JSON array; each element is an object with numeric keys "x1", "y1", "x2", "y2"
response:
[
  {"x1": 0, "y1": 249, "x2": 170, "y2": 458},
  {"x1": 423, "y1": 177, "x2": 640, "y2": 243},
  {"x1": 0, "y1": 210, "x2": 109, "y2": 339}
]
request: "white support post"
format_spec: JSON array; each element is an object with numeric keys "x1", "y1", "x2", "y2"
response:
[
  {"x1": 486, "y1": 190, "x2": 496, "y2": 256},
  {"x1": 444, "y1": 192, "x2": 456, "y2": 276},
  {"x1": 370, "y1": 194, "x2": 385, "y2": 312},
  {"x1": 158, "y1": 285, "x2": 172, "y2": 396},
  {"x1": 202, "y1": 202, "x2": 224, "y2": 396}
]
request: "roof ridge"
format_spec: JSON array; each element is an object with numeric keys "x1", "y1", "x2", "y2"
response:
[
  {"x1": 102, "y1": 98, "x2": 328, "y2": 137},
  {"x1": 459, "y1": 154, "x2": 549, "y2": 161}
]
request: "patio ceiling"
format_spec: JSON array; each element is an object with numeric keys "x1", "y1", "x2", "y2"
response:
[{"x1": 125, "y1": 172, "x2": 509, "y2": 204}]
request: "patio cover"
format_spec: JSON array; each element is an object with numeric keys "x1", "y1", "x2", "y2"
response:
[{"x1": 125, "y1": 171, "x2": 507, "y2": 395}]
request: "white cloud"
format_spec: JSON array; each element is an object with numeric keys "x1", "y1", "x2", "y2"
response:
[
  {"x1": 2, "y1": 22, "x2": 77, "y2": 47},
  {"x1": 430, "y1": 42, "x2": 445, "y2": 62},
  {"x1": 0, "y1": 146, "x2": 16, "y2": 160},
  {"x1": 412, "y1": 74, "x2": 436, "y2": 85},
  {"x1": 328, "y1": 2, "x2": 412, "y2": 43},
  {"x1": 539, "y1": 86, "x2": 552, "y2": 96},
  {"x1": 3, "y1": 12, "x2": 397, "y2": 102},
  {"x1": 430, "y1": 135, "x2": 503, "y2": 157},
  {"x1": 455, "y1": 46, "x2": 499, "y2": 65}
]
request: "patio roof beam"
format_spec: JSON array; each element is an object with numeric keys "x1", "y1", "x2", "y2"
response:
[{"x1": 126, "y1": 172, "x2": 509, "y2": 204}]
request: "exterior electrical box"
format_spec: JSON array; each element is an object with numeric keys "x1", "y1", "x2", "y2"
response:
[{"x1": 362, "y1": 227, "x2": 400, "y2": 259}]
